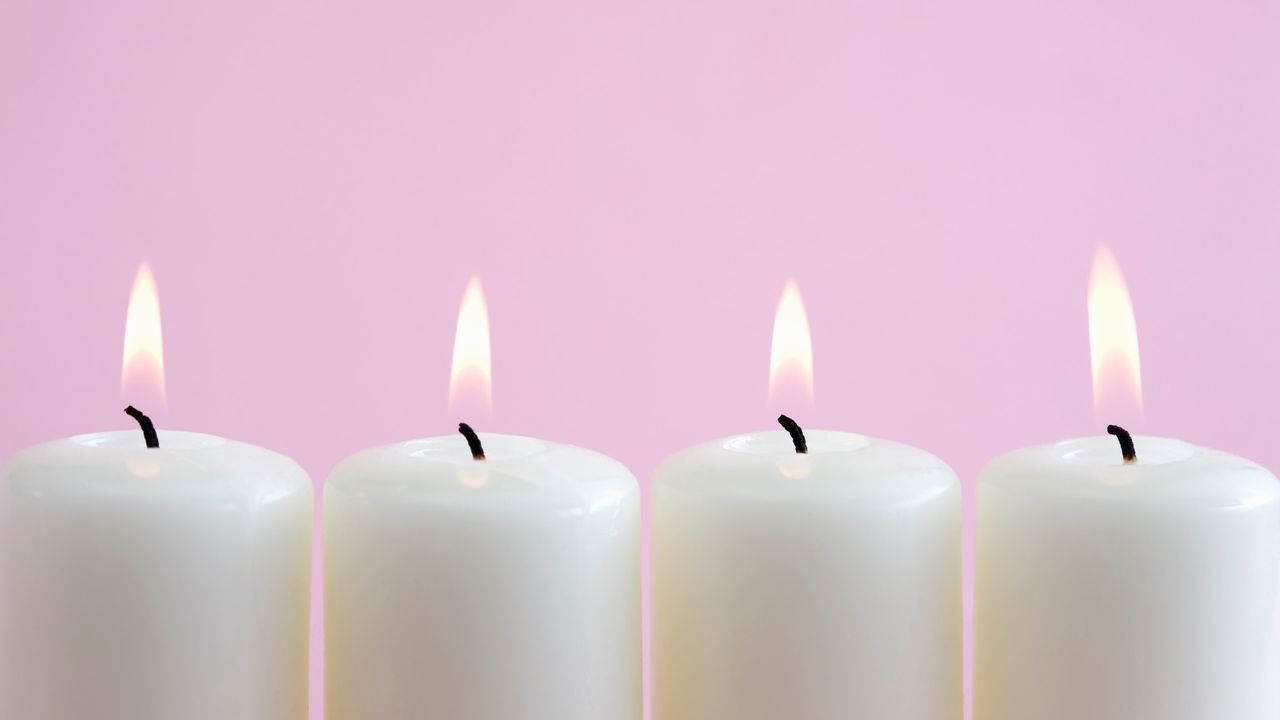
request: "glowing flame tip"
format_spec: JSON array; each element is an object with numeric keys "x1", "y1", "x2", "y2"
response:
[
  {"x1": 1088, "y1": 245, "x2": 1142, "y2": 419},
  {"x1": 449, "y1": 275, "x2": 492, "y2": 414},
  {"x1": 768, "y1": 278, "x2": 814, "y2": 406},
  {"x1": 121, "y1": 259, "x2": 166, "y2": 408}
]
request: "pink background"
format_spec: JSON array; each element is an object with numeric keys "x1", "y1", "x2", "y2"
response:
[{"x1": 3, "y1": 0, "x2": 1279, "y2": 717}]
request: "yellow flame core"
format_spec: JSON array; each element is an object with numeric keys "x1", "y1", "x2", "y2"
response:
[
  {"x1": 768, "y1": 279, "x2": 814, "y2": 405},
  {"x1": 1088, "y1": 245, "x2": 1142, "y2": 417},
  {"x1": 449, "y1": 276, "x2": 492, "y2": 413},
  {"x1": 121, "y1": 260, "x2": 166, "y2": 407}
]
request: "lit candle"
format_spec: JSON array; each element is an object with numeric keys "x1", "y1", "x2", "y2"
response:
[
  {"x1": 974, "y1": 246, "x2": 1280, "y2": 720},
  {"x1": 0, "y1": 261, "x2": 313, "y2": 719},
  {"x1": 653, "y1": 280, "x2": 963, "y2": 720},
  {"x1": 324, "y1": 277, "x2": 641, "y2": 720}
]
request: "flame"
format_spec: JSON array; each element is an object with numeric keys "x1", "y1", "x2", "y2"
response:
[
  {"x1": 448, "y1": 276, "x2": 492, "y2": 414},
  {"x1": 768, "y1": 279, "x2": 814, "y2": 406},
  {"x1": 1088, "y1": 245, "x2": 1142, "y2": 419},
  {"x1": 121, "y1": 260, "x2": 166, "y2": 408}
]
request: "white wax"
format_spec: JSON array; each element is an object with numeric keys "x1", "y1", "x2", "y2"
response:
[
  {"x1": 975, "y1": 436, "x2": 1280, "y2": 720},
  {"x1": 324, "y1": 432, "x2": 641, "y2": 720},
  {"x1": 653, "y1": 430, "x2": 962, "y2": 720},
  {"x1": 0, "y1": 431, "x2": 313, "y2": 720}
]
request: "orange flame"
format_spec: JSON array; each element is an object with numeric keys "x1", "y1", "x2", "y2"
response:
[
  {"x1": 768, "y1": 278, "x2": 814, "y2": 406},
  {"x1": 448, "y1": 276, "x2": 492, "y2": 414},
  {"x1": 121, "y1": 260, "x2": 166, "y2": 408},
  {"x1": 1088, "y1": 245, "x2": 1142, "y2": 419}
]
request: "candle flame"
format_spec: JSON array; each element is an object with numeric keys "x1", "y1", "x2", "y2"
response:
[
  {"x1": 768, "y1": 279, "x2": 814, "y2": 406},
  {"x1": 121, "y1": 260, "x2": 166, "y2": 408},
  {"x1": 1088, "y1": 245, "x2": 1142, "y2": 420},
  {"x1": 448, "y1": 276, "x2": 492, "y2": 414}
]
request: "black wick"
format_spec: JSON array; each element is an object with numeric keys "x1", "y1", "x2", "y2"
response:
[
  {"x1": 1106, "y1": 424, "x2": 1137, "y2": 464},
  {"x1": 458, "y1": 422, "x2": 485, "y2": 461},
  {"x1": 777, "y1": 414, "x2": 808, "y2": 454},
  {"x1": 124, "y1": 406, "x2": 160, "y2": 449}
]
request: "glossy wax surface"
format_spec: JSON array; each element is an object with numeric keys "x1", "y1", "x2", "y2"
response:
[
  {"x1": 653, "y1": 429, "x2": 962, "y2": 720},
  {"x1": 324, "y1": 432, "x2": 641, "y2": 720},
  {"x1": 975, "y1": 436, "x2": 1280, "y2": 720},
  {"x1": 0, "y1": 431, "x2": 313, "y2": 720}
]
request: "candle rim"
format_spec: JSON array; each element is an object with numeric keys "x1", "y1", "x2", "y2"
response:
[
  {"x1": 3, "y1": 431, "x2": 311, "y2": 500},
  {"x1": 980, "y1": 435, "x2": 1279, "y2": 510}
]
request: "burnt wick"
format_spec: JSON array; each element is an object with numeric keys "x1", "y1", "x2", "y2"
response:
[
  {"x1": 1106, "y1": 424, "x2": 1137, "y2": 464},
  {"x1": 124, "y1": 406, "x2": 160, "y2": 449},
  {"x1": 458, "y1": 422, "x2": 485, "y2": 461},
  {"x1": 777, "y1": 414, "x2": 808, "y2": 454}
]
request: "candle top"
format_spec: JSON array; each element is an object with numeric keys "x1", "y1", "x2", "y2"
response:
[
  {"x1": 655, "y1": 429, "x2": 956, "y2": 505},
  {"x1": 326, "y1": 433, "x2": 638, "y2": 507},
  {"x1": 2, "y1": 431, "x2": 310, "y2": 501},
  {"x1": 981, "y1": 435, "x2": 1279, "y2": 509}
]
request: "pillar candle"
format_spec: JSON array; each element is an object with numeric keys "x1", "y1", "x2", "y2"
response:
[
  {"x1": 653, "y1": 420, "x2": 963, "y2": 720},
  {"x1": 974, "y1": 431, "x2": 1280, "y2": 720},
  {"x1": 0, "y1": 426, "x2": 313, "y2": 719},
  {"x1": 324, "y1": 428, "x2": 641, "y2": 720}
]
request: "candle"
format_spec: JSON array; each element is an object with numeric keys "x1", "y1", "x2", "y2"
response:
[
  {"x1": 973, "y1": 247, "x2": 1280, "y2": 719},
  {"x1": 0, "y1": 262, "x2": 313, "y2": 719},
  {"x1": 653, "y1": 281, "x2": 963, "y2": 720},
  {"x1": 974, "y1": 431, "x2": 1280, "y2": 719},
  {"x1": 324, "y1": 278, "x2": 641, "y2": 720}
]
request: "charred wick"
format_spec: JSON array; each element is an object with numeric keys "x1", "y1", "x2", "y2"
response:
[
  {"x1": 1106, "y1": 424, "x2": 1137, "y2": 464},
  {"x1": 458, "y1": 422, "x2": 485, "y2": 461},
  {"x1": 777, "y1": 414, "x2": 808, "y2": 454},
  {"x1": 124, "y1": 406, "x2": 160, "y2": 449}
]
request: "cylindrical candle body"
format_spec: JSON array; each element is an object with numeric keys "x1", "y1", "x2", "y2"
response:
[
  {"x1": 653, "y1": 430, "x2": 962, "y2": 720},
  {"x1": 324, "y1": 433, "x2": 641, "y2": 720},
  {"x1": 975, "y1": 436, "x2": 1280, "y2": 720},
  {"x1": 0, "y1": 431, "x2": 313, "y2": 720}
]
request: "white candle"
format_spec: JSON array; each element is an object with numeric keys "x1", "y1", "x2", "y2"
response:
[
  {"x1": 653, "y1": 425, "x2": 963, "y2": 720},
  {"x1": 3, "y1": 262, "x2": 312, "y2": 719},
  {"x1": 324, "y1": 430, "x2": 641, "y2": 719},
  {"x1": 974, "y1": 433, "x2": 1280, "y2": 719},
  {"x1": 0, "y1": 429, "x2": 313, "y2": 719}
]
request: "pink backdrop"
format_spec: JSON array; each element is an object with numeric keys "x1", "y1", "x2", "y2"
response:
[{"x1": 3, "y1": 0, "x2": 1279, "y2": 717}]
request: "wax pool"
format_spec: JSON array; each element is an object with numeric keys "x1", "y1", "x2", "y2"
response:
[
  {"x1": 0, "y1": 430, "x2": 313, "y2": 720},
  {"x1": 975, "y1": 435, "x2": 1280, "y2": 720}
]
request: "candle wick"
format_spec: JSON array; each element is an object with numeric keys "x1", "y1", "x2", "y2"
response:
[
  {"x1": 1106, "y1": 424, "x2": 1137, "y2": 464},
  {"x1": 123, "y1": 406, "x2": 160, "y2": 449},
  {"x1": 777, "y1": 414, "x2": 808, "y2": 454},
  {"x1": 458, "y1": 422, "x2": 485, "y2": 461}
]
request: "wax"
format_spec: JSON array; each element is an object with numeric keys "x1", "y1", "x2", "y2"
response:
[
  {"x1": 653, "y1": 429, "x2": 962, "y2": 720},
  {"x1": 0, "y1": 430, "x2": 313, "y2": 719},
  {"x1": 324, "y1": 432, "x2": 641, "y2": 720},
  {"x1": 975, "y1": 435, "x2": 1280, "y2": 720}
]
